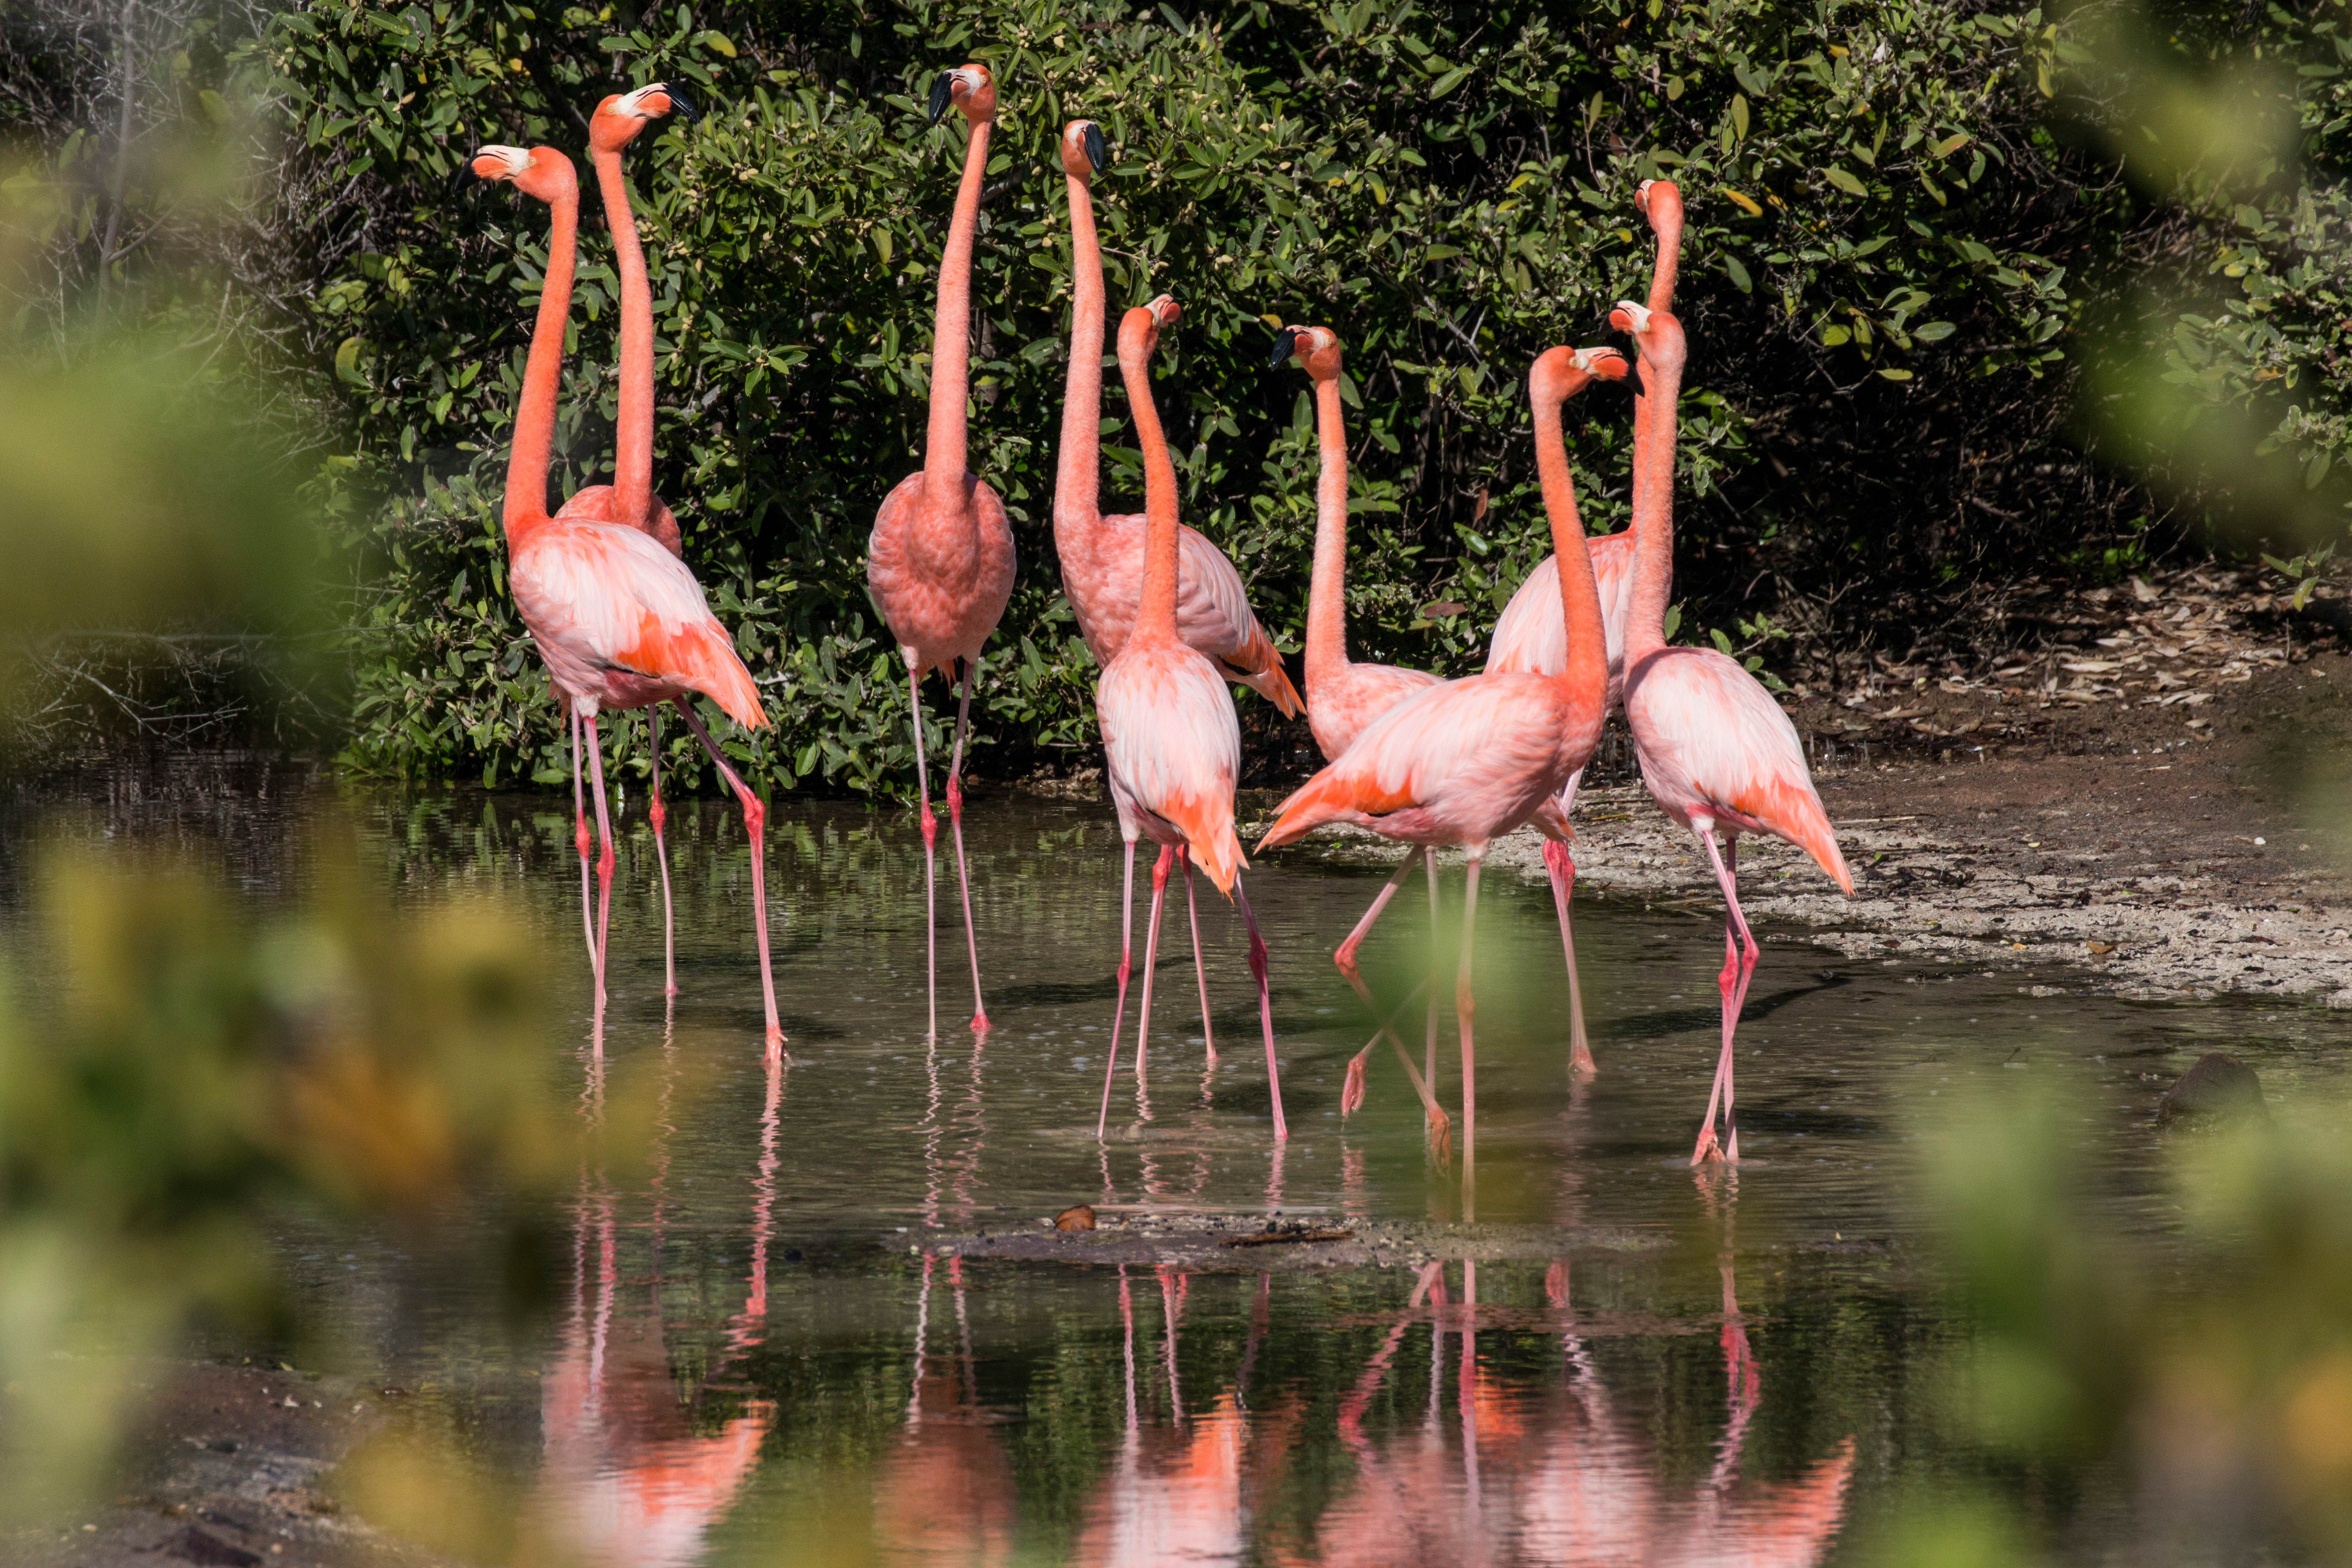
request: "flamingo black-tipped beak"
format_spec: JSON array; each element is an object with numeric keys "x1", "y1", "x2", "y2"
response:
[
  {"x1": 1082, "y1": 122, "x2": 1107, "y2": 172},
  {"x1": 1268, "y1": 327, "x2": 1301, "y2": 369},
  {"x1": 661, "y1": 83, "x2": 698, "y2": 124},
  {"x1": 449, "y1": 156, "x2": 485, "y2": 198},
  {"x1": 928, "y1": 73, "x2": 955, "y2": 124}
]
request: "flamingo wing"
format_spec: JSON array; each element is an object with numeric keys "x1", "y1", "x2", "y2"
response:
[
  {"x1": 1259, "y1": 673, "x2": 1572, "y2": 850},
  {"x1": 1174, "y1": 524, "x2": 1304, "y2": 717},
  {"x1": 1626, "y1": 647, "x2": 1848, "y2": 890},
  {"x1": 1096, "y1": 643, "x2": 1246, "y2": 892},
  {"x1": 512, "y1": 521, "x2": 766, "y2": 729}
]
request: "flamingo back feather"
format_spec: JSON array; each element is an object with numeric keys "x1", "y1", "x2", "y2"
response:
[{"x1": 511, "y1": 521, "x2": 767, "y2": 729}]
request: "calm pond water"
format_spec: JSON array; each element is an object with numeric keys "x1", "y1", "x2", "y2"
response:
[{"x1": 14, "y1": 768, "x2": 2352, "y2": 1565}]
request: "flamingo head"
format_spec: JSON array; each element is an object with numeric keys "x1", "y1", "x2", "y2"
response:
[
  {"x1": 1634, "y1": 178, "x2": 1683, "y2": 230},
  {"x1": 1268, "y1": 323, "x2": 1341, "y2": 379},
  {"x1": 928, "y1": 63, "x2": 995, "y2": 126},
  {"x1": 1609, "y1": 299, "x2": 1686, "y2": 371},
  {"x1": 1060, "y1": 119, "x2": 1108, "y2": 178},
  {"x1": 1120, "y1": 295, "x2": 1180, "y2": 361},
  {"x1": 589, "y1": 81, "x2": 697, "y2": 154},
  {"x1": 452, "y1": 144, "x2": 576, "y2": 205},
  {"x1": 1530, "y1": 345, "x2": 1627, "y2": 405}
]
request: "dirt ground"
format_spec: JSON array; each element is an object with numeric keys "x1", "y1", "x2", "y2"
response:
[{"x1": 0, "y1": 1362, "x2": 441, "y2": 1568}]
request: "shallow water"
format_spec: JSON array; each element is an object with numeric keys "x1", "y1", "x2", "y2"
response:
[{"x1": 17, "y1": 775, "x2": 2352, "y2": 1565}]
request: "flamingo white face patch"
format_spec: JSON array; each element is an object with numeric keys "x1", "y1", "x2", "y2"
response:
[{"x1": 474, "y1": 144, "x2": 532, "y2": 179}]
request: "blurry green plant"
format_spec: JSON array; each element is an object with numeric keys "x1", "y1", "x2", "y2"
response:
[
  {"x1": 1891, "y1": 1074, "x2": 2352, "y2": 1566},
  {"x1": 0, "y1": 832, "x2": 573, "y2": 1526}
]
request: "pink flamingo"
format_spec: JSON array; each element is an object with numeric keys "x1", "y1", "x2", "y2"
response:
[
  {"x1": 460, "y1": 142, "x2": 781, "y2": 1049},
  {"x1": 1484, "y1": 179, "x2": 1685, "y2": 1078},
  {"x1": 1054, "y1": 119, "x2": 1302, "y2": 1067},
  {"x1": 1272, "y1": 323, "x2": 1447, "y2": 1109},
  {"x1": 1256, "y1": 346, "x2": 1628, "y2": 1199},
  {"x1": 554, "y1": 82, "x2": 695, "y2": 997},
  {"x1": 868, "y1": 63, "x2": 1016, "y2": 1040},
  {"x1": 1092, "y1": 298, "x2": 1286, "y2": 1142},
  {"x1": 1611, "y1": 300, "x2": 1852, "y2": 1164}
]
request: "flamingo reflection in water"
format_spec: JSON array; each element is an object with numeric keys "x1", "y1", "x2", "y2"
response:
[
  {"x1": 1302, "y1": 1244, "x2": 1854, "y2": 1566},
  {"x1": 533, "y1": 1040, "x2": 785, "y2": 1568}
]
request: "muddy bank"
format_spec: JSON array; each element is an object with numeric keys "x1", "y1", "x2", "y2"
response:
[
  {"x1": 0, "y1": 1362, "x2": 441, "y2": 1568},
  {"x1": 1241, "y1": 644, "x2": 2352, "y2": 1004}
]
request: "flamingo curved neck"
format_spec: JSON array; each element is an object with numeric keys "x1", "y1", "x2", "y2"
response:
[
  {"x1": 1623, "y1": 345, "x2": 1682, "y2": 665},
  {"x1": 1054, "y1": 168, "x2": 1103, "y2": 530},
  {"x1": 1629, "y1": 207, "x2": 1681, "y2": 531},
  {"x1": 1303, "y1": 375, "x2": 1352, "y2": 692},
  {"x1": 592, "y1": 141, "x2": 654, "y2": 531},
  {"x1": 503, "y1": 184, "x2": 579, "y2": 541},
  {"x1": 1122, "y1": 343, "x2": 1179, "y2": 643},
  {"x1": 924, "y1": 115, "x2": 991, "y2": 505},
  {"x1": 1534, "y1": 380, "x2": 1608, "y2": 717}
]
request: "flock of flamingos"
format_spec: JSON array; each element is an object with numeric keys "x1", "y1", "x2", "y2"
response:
[{"x1": 458, "y1": 65, "x2": 1856, "y2": 1173}]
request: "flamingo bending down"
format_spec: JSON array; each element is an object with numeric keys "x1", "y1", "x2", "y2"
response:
[
  {"x1": 1093, "y1": 298, "x2": 1286, "y2": 1142},
  {"x1": 1483, "y1": 179, "x2": 1685, "y2": 1076},
  {"x1": 1611, "y1": 301, "x2": 1851, "y2": 1164},
  {"x1": 867, "y1": 63, "x2": 1016, "y2": 1039},
  {"x1": 1053, "y1": 119, "x2": 1302, "y2": 1066},
  {"x1": 556, "y1": 82, "x2": 695, "y2": 998},
  {"x1": 1272, "y1": 323, "x2": 1449, "y2": 1119},
  {"x1": 1256, "y1": 346, "x2": 1626, "y2": 1204},
  {"x1": 461, "y1": 143, "x2": 781, "y2": 1049}
]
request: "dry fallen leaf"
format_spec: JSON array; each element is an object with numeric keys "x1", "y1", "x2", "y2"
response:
[
  {"x1": 2087, "y1": 941, "x2": 2116, "y2": 955},
  {"x1": 1053, "y1": 1204, "x2": 1096, "y2": 1231}
]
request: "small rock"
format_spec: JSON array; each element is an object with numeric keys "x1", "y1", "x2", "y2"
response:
[
  {"x1": 2158, "y1": 1053, "x2": 2267, "y2": 1124},
  {"x1": 1053, "y1": 1204, "x2": 1097, "y2": 1232}
]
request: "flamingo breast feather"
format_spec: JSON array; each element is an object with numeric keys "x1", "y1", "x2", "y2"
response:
[{"x1": 1096, "y1": 643, "x2": 1245, "y2": 891}]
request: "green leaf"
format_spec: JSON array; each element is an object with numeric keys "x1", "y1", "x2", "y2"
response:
[
  {"x1": 1876, "y1": 368, "x2": 1915, "y2": 381},
  {"x1": 1823, "y1": 165, "x2": 1868, "y2": 196},
  {"x1": 1428, "y1": 65, "x2": 1472, "y2": 98}
]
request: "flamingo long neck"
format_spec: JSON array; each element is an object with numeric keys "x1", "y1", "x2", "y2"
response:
[
  {"x1": 924, "y1": 113, "x2": 991, "y2": 502},
  {"x1": 1534, "y1": 375, "x2": 1608, "y2": 721},
  {"x1": 1054, "y1": 167, "x2": 1103, "y2": 529},
  {"x1": 502, "y1": 182, "x2": 578, "y2": 542},
  {"x1": 1303, "y1": 374, "x2": 1352, "y2": 692},
  {"x1": 1628, "y1": 204, "x2": 1682, "y2": 530},
  {"x1": 1123, "y1": 339, "x2": 1179, "y2": 645},
  {"x1": 1623, "y1": 341, "x2": 1682, "y2": 665},
  {"x1": 592, "y1": 138, "x2": 654, "y2": 530}
]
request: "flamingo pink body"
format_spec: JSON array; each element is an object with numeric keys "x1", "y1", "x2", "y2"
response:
[
  {"x1": 1480, "y1": 181, "x2": 1687, "y2": 1081},
  {"x1": 1093, "y1": 299, "x2": 1287, "y2": 1142},
  {"x1": 1259, "y1": 346, "x2": 1625, "y2": 1202},
  {"x1": 866, "y1": 64, "x2": 1017, "y2": 1037},
  {"x1": 1612, "y1": 299, "x2": 1851, "y2": 1165},
  {"x1": 1053, "y1": 124, "x2": 1300, "y2": 713},
  {"x1": 464, "y1": 137, "x2": 781, "y2": 1047}
]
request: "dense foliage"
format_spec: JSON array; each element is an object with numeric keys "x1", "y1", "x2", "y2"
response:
[{"x1": 6, "y1": 0, "x2": 2349, "y2": 791}]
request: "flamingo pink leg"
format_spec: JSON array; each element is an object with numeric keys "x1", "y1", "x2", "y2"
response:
[
  {"x1": 571, "y1": 710, "x2": 596, "y2": 968},
  {"x1": 1424, "y1": 851, "x2": 1441, "y2": 1103},
  {"x1": 584, "y1": 713, "x2": 616, "y2": 1007},
  {"x1": 1098, "y1": 837, "x2": 1138, "y2": 1140},
  {"x1": 647, "y1": 705, "x2": 676, "y2": 997},
  {"x1": 1135, "y1": 845, "x2": 1172, "y2": 1078},
  {"x1": 1231, "y1": 876, "x2": 1287, "y2": 1141},
  {"x1": 673, "y1": 698, "x2": 784, "y2": 1054},
  {"x1": 1177, "y1": 845, "x2": 1216, "y2": 1061},
  {"x1": 1458, "y1": 854, "x2": 1483, "y2": 1219},
  {"x1": 946, "y1": 660, "x2": 990, "y2": 1034},
  {"x1": 1691, "y1": 829, "x2": 1758, "y2": 1165},
  {"x1": 1542, "y1": 839, "x2": 1596, "y2": 1078},
  {"x1": 1332, "y1": 848, "x2": 1421, "y2": 988},
  {"x1": 905, "y1": 663, "x2": 940, "y2": 1039}
]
